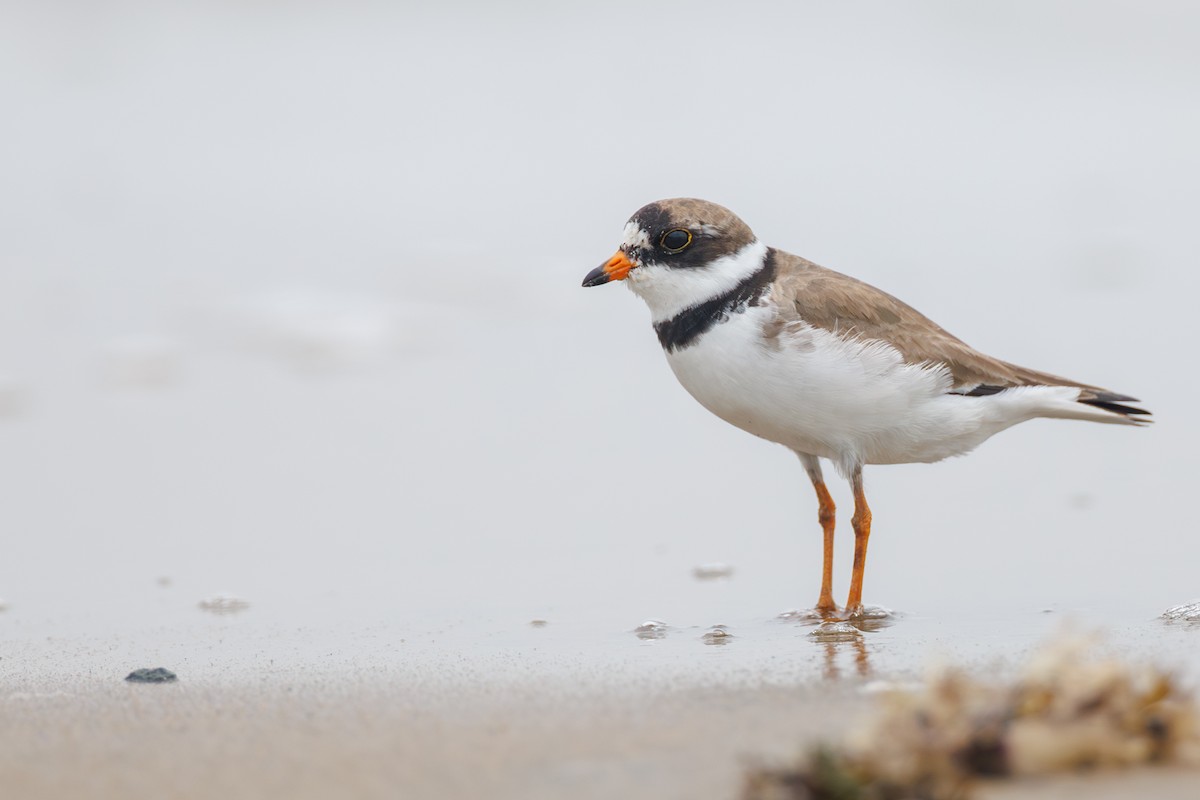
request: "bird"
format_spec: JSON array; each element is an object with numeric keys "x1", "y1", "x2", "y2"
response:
[{"x1": 581, "y1": 198, "x2": 1150, "y2": 619}]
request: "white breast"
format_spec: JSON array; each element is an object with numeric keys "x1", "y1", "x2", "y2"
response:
[{"x1": 662, "y1": 305, "x2": 1028, "y2": 475}]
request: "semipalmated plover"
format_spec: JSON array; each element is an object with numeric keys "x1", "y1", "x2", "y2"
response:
[{"x1": 582, "y1": 198, "x2": 1150, "y2": 618}]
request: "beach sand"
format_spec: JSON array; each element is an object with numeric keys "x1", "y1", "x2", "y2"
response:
[{"x1": 5, "y1": 666, "x2": 1198, "y2": 800}]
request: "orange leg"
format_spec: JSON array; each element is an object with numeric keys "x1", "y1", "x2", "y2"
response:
[
  {"x1": 845, "y1": 467, "x2": 872, "y2": 616},
  {"x1": 800, "y1": 454, "x2": 837, "y2": 613},
  {"x1": 813, "y1": 481, "x2": 837, "y2": 612}
]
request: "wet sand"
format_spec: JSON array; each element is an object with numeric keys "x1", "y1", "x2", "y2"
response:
[{"x1": 5, "y1": 609, "x2": 1199, "y2": 799}]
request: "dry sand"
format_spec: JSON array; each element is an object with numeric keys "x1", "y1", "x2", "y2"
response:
[
  {"x1": 3, "y1": 678, "x2": 847, "y2": 800},
  {"x1": 4, "y1": 674, "x2": 1198, "y2": 800}
]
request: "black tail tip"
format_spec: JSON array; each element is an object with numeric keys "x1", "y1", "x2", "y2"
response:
[{"x1": 1080, "y1": 391, "x2": 1152, "y2": 418}]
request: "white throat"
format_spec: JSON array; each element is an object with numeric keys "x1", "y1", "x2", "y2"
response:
[{"x1": 625, "y1": 237, "x2": 769, "y2": 323}]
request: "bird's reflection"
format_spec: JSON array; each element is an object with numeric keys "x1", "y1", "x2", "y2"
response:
[
  {"x1": 820, "y1": 637, "x2": 871, "y2": 680},
  {"x1": 781, "y1": 606, "x2": 892, "y2": 680}
]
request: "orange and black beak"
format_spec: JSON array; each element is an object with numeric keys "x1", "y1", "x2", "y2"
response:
[{"x1": 581, "y1": 250, "x2": 635, "y2": 287}]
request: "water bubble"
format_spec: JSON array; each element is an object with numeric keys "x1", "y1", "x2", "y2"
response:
[
  {"x1": 778, "y1": 608, "x2": 826, "y2": 622},
  {"x1": 807, "y1": 621, "x2": 863, "y2": 642},
  {"x1": 634, "y1": 619, "x2": 668, "y2": 640},
  {"x1": 701, "y1": 624, "x2": 733, "y2": 645}
]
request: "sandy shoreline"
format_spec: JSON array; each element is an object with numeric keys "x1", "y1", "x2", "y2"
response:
[
  {"x1": 4, "y1": 606, "x2": 1198, "y2": 798},
  {"x1": 5, "y1": 672, "x2": 1198, "y2": 800},
  {"x1": 4, "y1": 678, "x2": 851, "y2": 800}
]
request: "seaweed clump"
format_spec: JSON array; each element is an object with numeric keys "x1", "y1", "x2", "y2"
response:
[{"x1": 743, "y1": 637, "x2": 1200, "y2": 800}]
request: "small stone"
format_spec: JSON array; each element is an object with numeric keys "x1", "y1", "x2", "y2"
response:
[{"x1": 125, "y1": 667, "x2": 177, "y2": 683}]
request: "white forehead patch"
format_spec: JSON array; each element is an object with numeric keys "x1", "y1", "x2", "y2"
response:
[{"x1": 621, "y1": 221, "x2": 652, "y2": 250}]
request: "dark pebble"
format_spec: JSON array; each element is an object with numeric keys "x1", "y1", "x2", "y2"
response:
[{"x1": 125, "y1": 667, "x2": 178, "y2": 683}]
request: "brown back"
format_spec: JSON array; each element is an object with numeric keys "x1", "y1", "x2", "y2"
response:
[{"x1": 768, "y1": 250, "x2": 1099, "y2": 392}]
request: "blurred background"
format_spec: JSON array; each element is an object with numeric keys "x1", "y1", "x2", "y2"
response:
[{"x1": 1, "y1": 1, "x2": 1197, "y2": 676}]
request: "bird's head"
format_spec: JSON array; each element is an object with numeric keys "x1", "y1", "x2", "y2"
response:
[{"x1": 582, "y1": 198, "x2": 764, "y2": 320}]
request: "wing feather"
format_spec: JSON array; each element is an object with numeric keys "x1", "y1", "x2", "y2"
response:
[{"x1": 768, "y1": 251, "x2": 1098, "y2": 392}]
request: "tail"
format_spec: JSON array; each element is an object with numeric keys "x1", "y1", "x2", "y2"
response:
[
  {"x1": 1041, "y1": 388, "x2": 1153, "y2": 426},
  {"x1": 959, "y1": 359, "x2": 1153, "y2": 426}
]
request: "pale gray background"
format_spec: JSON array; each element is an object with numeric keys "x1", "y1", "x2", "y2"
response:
[{"x1": 1, "y1": 2, "x2": 1196, "y2": 680}]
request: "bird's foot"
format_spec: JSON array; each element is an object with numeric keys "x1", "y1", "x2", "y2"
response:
[
  {"x1": 780, "y1": 603, "x2": 895, "y2": 628},
  {"x1": 843, "y1": 603, "x2": 897, "y2": 631},
  {"x1": 778, "y1": 603, "x2": 842, "y2": 622},
  {"x1": 848, "y1": 603, "x2": 893, "y2": 619},
  {"x1": 815, "y1": 597, "x2": 840, "y2": 615}
]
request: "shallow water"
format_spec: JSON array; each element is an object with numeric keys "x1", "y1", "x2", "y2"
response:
[{"x1": 4, "y1": 578, "x2": 1197, "y2": 697}]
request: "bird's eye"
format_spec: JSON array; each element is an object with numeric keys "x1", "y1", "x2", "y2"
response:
[{"x1": 660, "y1": 229, "x2": 692, "y2": 252}]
